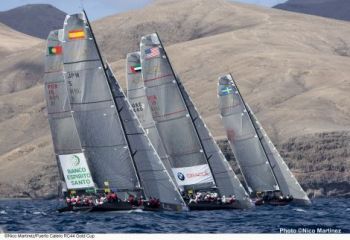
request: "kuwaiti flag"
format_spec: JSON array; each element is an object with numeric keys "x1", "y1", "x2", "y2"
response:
[
  {"x1": 130, "y1": 64, "x2": 142, "y2": 73},
  {"x1": 48, "y1": 46, "x2": 62, "y2": 55},
  {"x1": 68, "y1": 29, "x2": 85, "y2": 40}
]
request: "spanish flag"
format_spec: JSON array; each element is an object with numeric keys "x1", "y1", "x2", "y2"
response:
[
  {"x1": 68, "y1": 29, "x2": 85, "y2": 40},
  {"x1": 48, "y1": 46, "x2": 62, "y2": 55}
]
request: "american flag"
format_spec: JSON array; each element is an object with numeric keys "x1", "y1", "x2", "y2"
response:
[{"x1": 145, "y1": 47, "x2": 160, "y2": 59}]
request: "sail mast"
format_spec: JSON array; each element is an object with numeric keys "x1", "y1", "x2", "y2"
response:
[
  {"x1": 229, "y1": 74, "x2": 281, "y2": 191},
  {"x1": 155, "y1": 33, "x2": 219, "y2": 189},
  {"x1": 82, "y1": 10, "x2": 142, "y2": 190}
]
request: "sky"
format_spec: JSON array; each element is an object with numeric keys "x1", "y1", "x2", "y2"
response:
[{"x1": 0, "y1": 0, "x2": 288, "y2": 20}]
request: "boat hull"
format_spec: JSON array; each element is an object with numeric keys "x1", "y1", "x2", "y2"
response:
[
  {"x1": 187, "y1": 201, "x2": 238, "y2": 210},
  {"x1": 254, "y1": 198, "x2": 293, "y2": 206},
  {"x1": 58, "y1": 201, "x2": 160, "y2": 213}
]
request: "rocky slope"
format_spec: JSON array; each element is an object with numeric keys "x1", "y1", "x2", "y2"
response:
[
  {"x1": 218, "y1": 131, "x2": 350, "y2": 198},
  {"x1": 0, "y1": 0, "x2": 349, "y2": 198}
]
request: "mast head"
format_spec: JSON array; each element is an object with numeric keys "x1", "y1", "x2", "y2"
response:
[
  {"x1": 141, "y1": 33, "x2": 161, "y2": 46},
  {"x1": 218, "y1": 74, "x2": 235, "y2": 86}
]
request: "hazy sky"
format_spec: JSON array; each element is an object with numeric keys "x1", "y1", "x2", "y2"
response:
[{"x1": 0, "y1": 0, "x2": 288, "y2": 20}]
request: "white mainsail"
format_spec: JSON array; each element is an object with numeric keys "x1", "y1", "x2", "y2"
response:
[
  {"x1": 44, "y1": 29, "x2": 95, "y2": 191},
  {"x1": 218, "y1": 74, "x2": 310, "y2": 205},
  {"x1": 218, "y1": 74, "x2": 279, "y2": 194},
  {"x1": 62, "y1": 12, "x2": 186, "y2": 210},
  {"x1": 126, "y1": 52, "x2": 174, "y2": 183},
  {"x1": 141, "y1": 33, "x2": 252, "y2": 208},
  {"x1": 63, "y1": 13, "x2": 140, "y2": 191}
]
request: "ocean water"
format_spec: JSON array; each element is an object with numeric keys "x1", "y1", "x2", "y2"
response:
[{"x1": 0, "y1": 198, "x2": 348, "y2": 233}]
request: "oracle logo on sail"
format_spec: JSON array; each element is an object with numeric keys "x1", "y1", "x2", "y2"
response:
[{"x1": 186, "y1": 171, "x2": 209, "y2": 179}]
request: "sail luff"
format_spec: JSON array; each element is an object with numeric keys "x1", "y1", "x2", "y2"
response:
[{"x1": 81, "y1": 10, "x2": 143, "y2": 189}]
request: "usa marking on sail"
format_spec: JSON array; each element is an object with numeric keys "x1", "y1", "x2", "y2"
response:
[
  {"x1": 48, "y1": 46, "x2": 62, "y2": 55},
  {"x1": 68, "y1": 29, "x2": 85, "y2": 40},
  {"x1": 145, "y1": 47, "x2": 160, "y2": 59},
  {"x1": 130, "y1": 64, "x2": 142, "y2": 73}
]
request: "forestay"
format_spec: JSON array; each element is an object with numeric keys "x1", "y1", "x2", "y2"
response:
[
  {"x1": 44, "y1": 29, "x2": 94, "y2": 190},
  {"x1": 218, "y1": 74, "x2": 279, "y2": 194},
  {"x1": 248, "y1": 107, "x2": 311, "y2": 205},
  {"x1": 140, "y1": 33, "x2": 216, "y2": 191},
  {"x1": 62, "y1": 13, "x2": 140, "y2": 191},
  {"x1": 126, "y1": 52, "x2": 174, "y2": 183},
  {"x1": 106, "y1": 64, "x2": 187, "y2": 210}
]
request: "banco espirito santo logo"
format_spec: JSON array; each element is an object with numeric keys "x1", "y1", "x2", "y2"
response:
[
  {"x1": 71, "y1": 155, "x2": 80, "y2": 166},
  {"x1": 177, "y1": 172, "x2": 185, "y2": 181}
]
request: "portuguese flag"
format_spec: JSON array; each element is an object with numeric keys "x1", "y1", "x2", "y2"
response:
[
  {"x1": 48, "y1": 46, "x2": 62, "y2": 55},
  {"x1": 130, "y1": 64, "x2": 142, "y2": 73},
  {"x1": 68, "y1": 29, "x2": 85, "y2": 40}
]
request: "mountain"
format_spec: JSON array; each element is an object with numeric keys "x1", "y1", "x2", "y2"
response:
[
  {"x1": 0, "y1": 0, "x2": 349, "y2": 198},
  {"x1": 274, "y1": 0, "x2": 350, "y2": 21},
  {"x1": 0, "y1": 4, "x2": 66, "y2": 39}
]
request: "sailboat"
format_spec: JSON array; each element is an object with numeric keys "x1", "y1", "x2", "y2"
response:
[
  {"x1": 218, "y1": 74, "x2": 311, "y2": 206},
  {"x1": 44, "y1": 29, "x2": 96, "y2": 209},
  {"x1": 51, "y1": 12, "x2": 186, "y2": 212},
  {"x1": 140, "y1": 33, "x2": 253, "y2": 210},
  {"x1": 126, "y1": 52, "x2": 175, "y2": 183}
]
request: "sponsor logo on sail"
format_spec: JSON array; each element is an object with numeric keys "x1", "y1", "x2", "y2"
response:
[
  {"x1": 177, "y1": 172, "x2": 185, "y2": 181},
  {"x1": 186, "y1": 171, "x2": 209, "y2": 179},
  {"x1": 71, "y1": 155, "x2": 80, "y2": 166}
]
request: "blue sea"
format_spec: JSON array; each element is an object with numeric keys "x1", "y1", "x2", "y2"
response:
[{"x1": 0, "y1": 198, "x2": 348, "y2": 233}]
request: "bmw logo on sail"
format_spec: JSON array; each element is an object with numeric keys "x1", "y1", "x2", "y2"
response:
[{"x1": 177, "y1": 172, "x2": 185, "y2": 181}]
